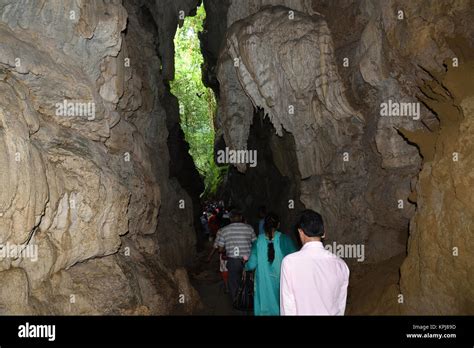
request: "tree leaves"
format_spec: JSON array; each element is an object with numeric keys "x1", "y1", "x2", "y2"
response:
[{"x1": 171, "y1": 6, "x2": 226, "y2": 197}]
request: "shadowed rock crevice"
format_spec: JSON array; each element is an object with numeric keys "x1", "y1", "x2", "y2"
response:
[{"x1": 221, "y1": 109, "x2": 305, "y2": 240}]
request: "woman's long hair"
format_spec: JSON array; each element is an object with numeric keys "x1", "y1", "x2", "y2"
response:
[{"x1": 264, "y1": 213, "x2": 280, "y2": 263}]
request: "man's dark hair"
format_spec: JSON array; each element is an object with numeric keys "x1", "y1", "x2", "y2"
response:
[
  {"x1": 258, "y1": 205, "x2": 267, "y2": 217},
  {"x1": 296, "y1": 210, "x2": 324, "y2": 237},
  {"x1": 230, "y1": 209, "x2": 243, "y2": 222}
]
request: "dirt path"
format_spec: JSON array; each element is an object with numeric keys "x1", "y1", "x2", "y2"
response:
[{"x1": 189, "y1": 241, "x2": 247, "y2": 315}]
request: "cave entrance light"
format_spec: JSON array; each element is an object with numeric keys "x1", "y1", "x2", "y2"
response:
[{"x1": 171, "y1": 5, "x2": 226, "y2": 198}]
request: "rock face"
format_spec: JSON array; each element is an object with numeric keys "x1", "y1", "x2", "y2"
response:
[
  {"x1": 0, "y1": 0, "x2": 202, "y2": 314},
  {"x1": 204, "y1": 0, "x2": 474, "y2": 314},
  {"x1": 399, "y1": 48, "x2": 474, "y2": 314}
]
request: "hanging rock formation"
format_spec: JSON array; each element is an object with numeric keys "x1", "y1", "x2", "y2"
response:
[{"x1": 219, "y1": 6, "x2": 364, "y2": 178}]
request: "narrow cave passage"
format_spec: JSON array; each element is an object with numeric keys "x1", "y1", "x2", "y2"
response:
[{"x1": 170, "y1": 5, "x2": 235, "y2": 314}]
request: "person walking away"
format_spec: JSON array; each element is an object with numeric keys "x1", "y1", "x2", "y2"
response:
[
  {"x1": 215, "y1": 209, "x2": 256, "y2": 301},
  {"x1": 245, "y1": 213, "x2": 297, "y2": 315},
  {"x1": 221, "y1": 208, "x2": 231, "y2": 227},
  {"x1": 218, "y1": 249, "x2": 229, "y2": 293},
  {"x1": 200, "y1": 211, "x2": 210, "y2": 238},
  {"x1": 207, "y1": 229, "x2": 229, "y2": 293},
  {"x1": 280, "y1": 210, "x2": 349, "y2": 315},
  {"x1": 208, "y1": 209, "x2": 219, "y2": 240}
]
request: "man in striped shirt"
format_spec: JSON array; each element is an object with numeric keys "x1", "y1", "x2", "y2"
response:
[{"x1": 216, "y1": 209, "x2": 256, "y2": 301}]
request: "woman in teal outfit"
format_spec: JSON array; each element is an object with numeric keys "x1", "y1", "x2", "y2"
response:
[{"x1": 244, "y1": 213, "x2": 297, "y2": 315}]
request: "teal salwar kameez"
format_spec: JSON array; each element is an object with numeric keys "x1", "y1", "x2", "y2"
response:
[{"x1": 244, "y1": 231, "x2": 297, "y2": 315}]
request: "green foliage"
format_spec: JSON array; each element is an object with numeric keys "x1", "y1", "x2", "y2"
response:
[{"x1": 171, "y1": 5, "x2": 227, "y2": 198}]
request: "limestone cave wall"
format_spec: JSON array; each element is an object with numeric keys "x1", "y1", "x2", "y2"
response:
[{"x1": 0, "y1": 0, "x2": 202, "y2": 314}]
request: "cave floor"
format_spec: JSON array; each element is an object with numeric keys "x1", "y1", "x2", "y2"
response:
[{"x1": 189, "y1": 240, "x2": 249, "y2": 316}]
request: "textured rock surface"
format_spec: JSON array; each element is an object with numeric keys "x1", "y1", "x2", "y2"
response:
[
  {"x1": 399, "y1": 48, "x2": 474, "y2": 314},
  {"x1": 0, "y1": 0, "x2": 202, "y2": 314},
  {"x1": 219, "y1": 6, "x2": 364, "y2": 178}
]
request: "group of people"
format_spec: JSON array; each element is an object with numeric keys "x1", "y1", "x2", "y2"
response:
[
  {"x1": 205, "y1": 204, "x2": 350, "y2": 316},
  {"x1": 200, "y1": 201, "x2": 232, "y2": 240}
]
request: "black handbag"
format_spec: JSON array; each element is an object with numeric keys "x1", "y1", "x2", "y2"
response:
[{"x1": 233, "y1": 270, "x2": 254, "y2": 311}]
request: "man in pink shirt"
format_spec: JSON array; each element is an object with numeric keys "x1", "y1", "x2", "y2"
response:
[{"x1": 280, "y1": 210, "x2": 349, "y2": 315}]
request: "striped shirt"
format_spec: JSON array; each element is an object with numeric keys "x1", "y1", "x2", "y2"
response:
[{"x1": 215, "y1": 222, "x2": 257, "y2": 258}]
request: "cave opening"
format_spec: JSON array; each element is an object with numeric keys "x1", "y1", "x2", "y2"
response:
[{"x1": 171, "y1": 4, "x2": 227, "y2": 199}]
